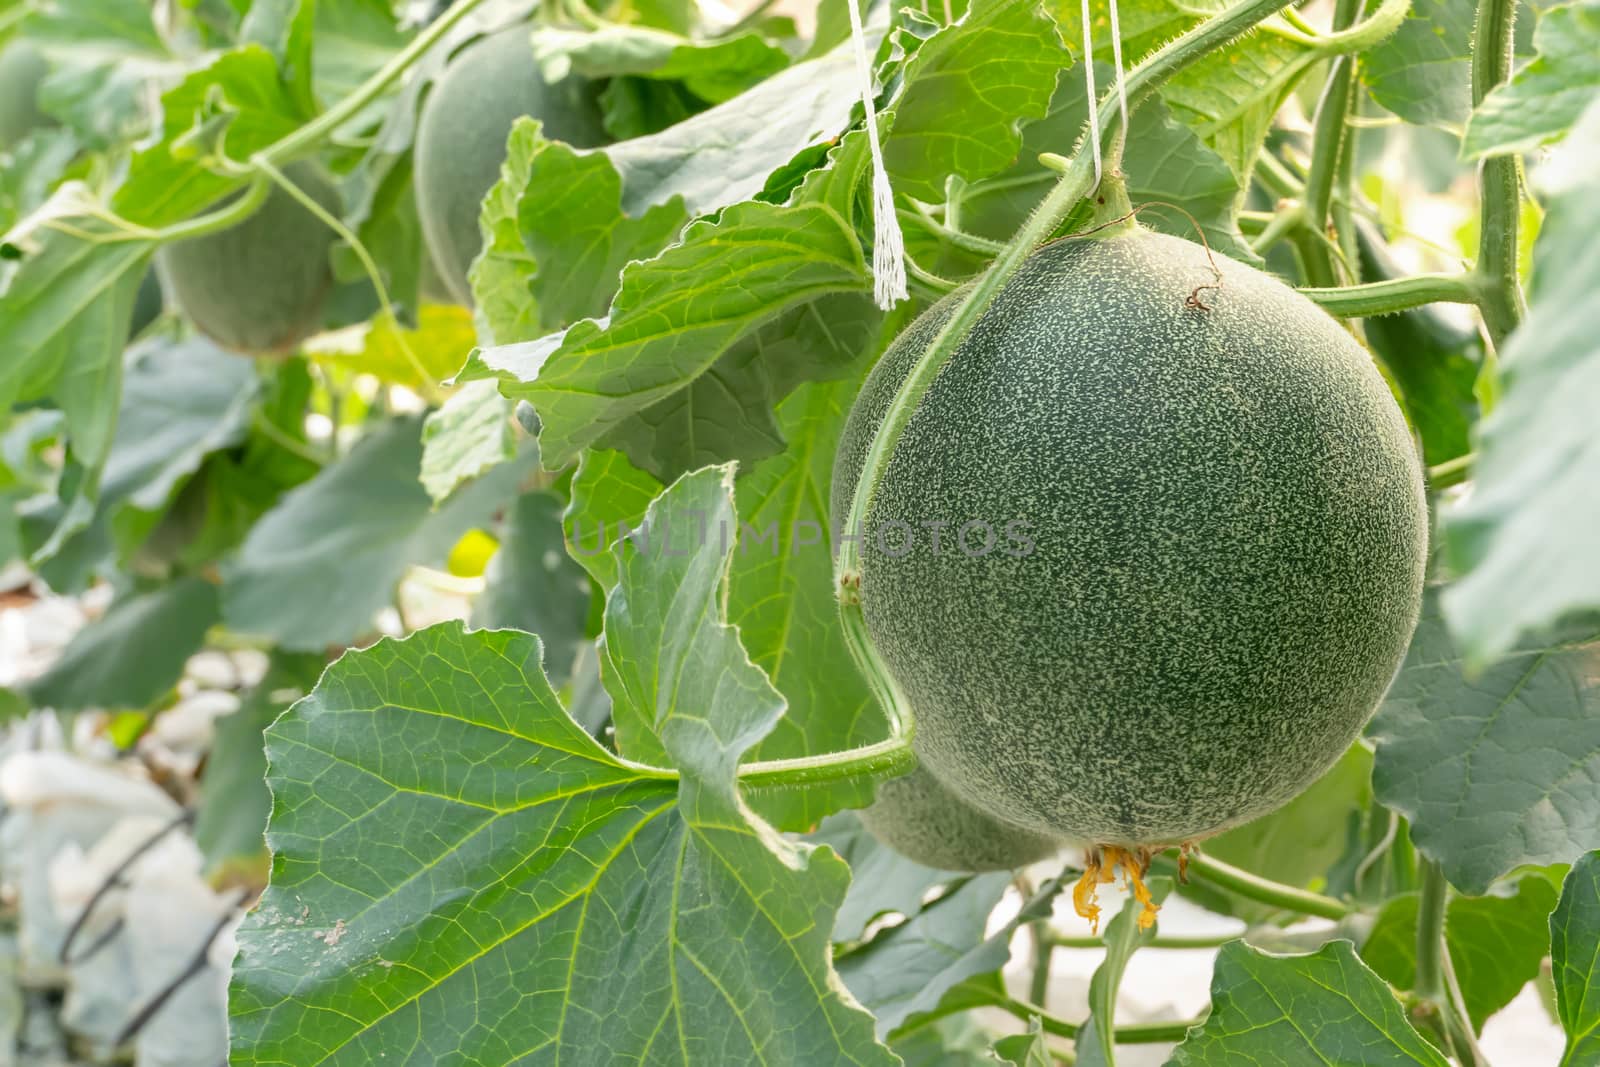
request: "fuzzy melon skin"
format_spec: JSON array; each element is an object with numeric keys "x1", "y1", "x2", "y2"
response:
[
  {"x1": 413, "y1": 27, "x2": 608, "y2": 305},
  {"x1": 833, "y1": 229, "x2": 1427, "y2": 847},
  {"x1": 157, "y1": 162, "x2": 339, "y2": 354},
  {"x1": 859, "y1": 765, "x2": 1063, "y2": 872},
  {"x1": 0, "y1": 41, "x2": 51, "y2": 145}
]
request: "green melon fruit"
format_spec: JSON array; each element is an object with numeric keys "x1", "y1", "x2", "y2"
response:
[
  {"x1": 0, "y1": 40, "x2": 51, "y2": 145},
  {"x1": 413, "y1": 27, "x2": 607, "y2": 305},
  {"x1": 157, "y1": 162, "x2": 339, "y2": 354},
  {"x1": 858, "y1": 765, "x2": 1063, "y2": 872},
  {"x1": 832, "y1": 226, "x2": 1427, "y2": 849}
]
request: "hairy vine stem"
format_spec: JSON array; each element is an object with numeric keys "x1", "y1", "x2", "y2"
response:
[
  {"x1": 1415, "y1": 860, "x2": 1488, "y2": 1067},
  {"x1": 1045, "y1": 929, "x2": 1238, "y2": 949},
  {"x1": 1185, "y1": 852, "x2": 1351, "y2": 920},
  {"x1": 1307, "y1": 0, "x2": 1411, "y2": 55},
  {"x1": 898, "y1": 203, "x2": 1006, "y2": 256},
  {"x1": 1414, "y1": 860, "x2": 1448, "y2": 1001},
  {"x1": 260, "y1": 0, "x2": 490, "y2": 167},
  {"x1": 147, "y1": 177, "x2": 271, "y2": 244},
  {"x1": 1427, "y1": 452, "x2": 1475, "y2": 491},
  {"x1": 736, "y1": 736, "x2": 916, "y2": 791},
  {"x1": 1301, "y1": 272, "x2": 1480, "y2": 317},
  {"x1": 992, "y1": 996, "x2": 1201, "y2": 1044},
  {"x1": 1470, "y1": 0, "x2": 1525, "y2": 347},
  {"x1": 1297, "y1": 0, "x2": 1366, "y2": 287}
]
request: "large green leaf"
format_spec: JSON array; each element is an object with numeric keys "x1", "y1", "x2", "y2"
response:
[
  {"x1": 881, "y1": 0, "x2": 1064, "y2": 200},
  {"x1": 595, "y1": 291, "x2": 880, "y2": 483},
  {"x1": 95, "y1": 339, "x2": 260, "y2": 511},
  {"x1": 25, "y1": 0, "x2": 177, "y2": 147},
  {"x1": 0, "y1": 183, "x2": 152, "y2": 473},
  {"x1": 1370, "y1": 588, "x2": 1600, "y2": 894},
  {"x1": 113, "y1": 45, "x2": 310, "y2": 228},
  {"x1": 1442, "y1": 101, "x2": 1600, "y2": 665},
  {"x1": 194, "y1": 651, "x2": 327, "y2": 875},
  {"x1": 964, "y1": 67, "x2": 1256, "y2": 263},
  {"x1": 27, "y1": 577, "x2": 219, "y2": 712},
  {"x1": 485, "y1": 198, "x2": 871, "y2": 477},
  {"x1": 1552, "y1": 851, "x2": 1600, "y2": 1066},
  {"x1": 470, "y1": 118, "x2": 547, "y2": 346},
  {"x1": 600, "y1": 465, "x2": 789, "y2": 770},
  {"x1": 229, "y1": 469, "x2": 895, "y2": 1065},
  {"x1": 309, "y1": 0, "x2": 410, "y2": 109},
  {"x1": 473, "y1": 490, "x2": 594, "y2": 684},
  {"x1": 1463, "y1": 0, "x2": 1600, "y2": 158},
  {"x1": 726, "y1": 376, "x2": 880, "y2": 829},
  {"x1": 809, "y1": 812, "x2": 960, "y2": 942},
  {"x1": 1364, "y1": 0, "x2": 1486, "y2": 131},
  {"x1": 564, "y1": 447, "x2": 665, "y2": 589},
  {"x1": 564, "y1": 379, "x2": 881, "y2": 830},
  {"x1": 1051, "y1": 0, "x2": 1317, "y2": 181},
  {"x1": 1168, "y1": 940, "x2": 1450, "y2": 1065},
  {"x1": 603, "y1": 26, "x2": 875, "y2": 216},
  {"x1": 1361, "y1": 872, "x2": 1560, "y2": 1030},
  {"x1": 418, "y1": 380, "x2": 515, "y2": 504},
  {"x1": 0, "y1": 128, "x2": 78, "y2": 235},
  {"x1": 835, "y1": 873, "x2": 1015, "y2": 1036},
  {"x1": 468, "y1": 126, "x2": 879, "y2": 483},
  {"x1": 19, "y1": 336, "x2": 259, "y2": 572},
  {"x1": 532, "y1": 25, "x2": 791, "y2": 102},
  {"x1": 221, "y1": 416, "x2": 532, "y2": 650},
  {"x1": 471, "y1": 119, "x2": 689, "y2": 345}
]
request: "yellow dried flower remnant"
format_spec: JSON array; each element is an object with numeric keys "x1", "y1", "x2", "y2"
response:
[{"x1": 1072, "y1": 846, "x2": 1159, "y2": 935}]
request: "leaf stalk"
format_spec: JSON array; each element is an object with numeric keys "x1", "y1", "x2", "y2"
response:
[
  {"x1": 1415, "y1": 860, "x2": 1489, "y2": 1067},
  {"x1": 1045, "y1": 930, "x2": 1239, "y2": 950},
  {"x1": 1301, "y1": 272, "x2": 1480, "y2": 317},
  {"x1": 1413, "y1": 860, "x2": 1449, "y2": 1000},
  {"x1": 1186, "y1": 852, "x2": 1351, "y2": 920},
  {"x1": 148, "y1": 177, "x2": 271, "y2": 244},
  {"x1": 737, "y1": 735, "x2": 915, "y2": 791},
  {"x1": 993, "y1": 995, "x2": 1201, "y2": 1044},
  {"x1": 1310, "y1": 0, "x2": 1411, "y2": 55}
]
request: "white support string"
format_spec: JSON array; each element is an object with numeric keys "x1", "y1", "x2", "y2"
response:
[
  {"x1": 845, "y1": 0, "x2": 908, "y2": 310},
  {"x1": 1108, "y1": 0, "x2": 1129, "y2": 150},
  {"x1": 1080, "y1": 0, "x2": 1101, "y2": 189}
]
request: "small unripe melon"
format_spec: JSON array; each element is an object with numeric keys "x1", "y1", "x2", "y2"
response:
[
  {"x1": 413, "y1": 27, "x2": 607, "y2": 305},
  {"x1": 833, "y1": 228, "x2": 1427, "y2": 848},
  {"x1": 858, "y1": 764, "x2": 1063, "y2": 872},
  {"x1": 0, "y1": 41, "x2": 51, "y2": 145},
  {"x1": 157, "y1": 162, "x2": 339, "y2": 354}
]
